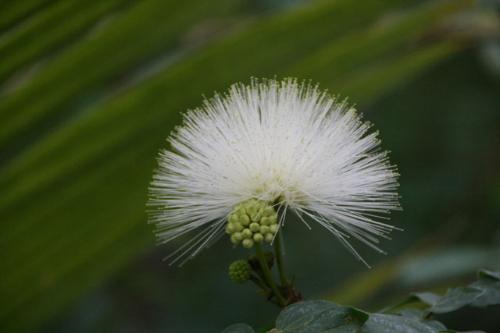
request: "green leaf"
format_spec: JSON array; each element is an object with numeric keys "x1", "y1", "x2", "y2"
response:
[
  {"x1": 0, "y1": 0, "x2": 248, "y2": 160},
  {"x1": 478, "y1": 269, "x2": 500, "y2": 281},
  {"x1": 0, "y1": 0, "x2": 132, "y2": 83},
  {"x1": 440, "y1": 331, "x2": 486, "y2": 333},
  {"x1": 396, "y1": 309, "x2": 427, "y2": 320},
  {"x1": 361, "y1": 313, "x2": 446, "y2": 333},
  {"x1": 274, "y1": 301, "x2": 452, "y2": 333},
  {"x1": 412, "y1": 292, "x2": 442, "y2": 307},
  {"x1": 275, "y1": 300, "x2": 369, "y2": 333},
  {"x1": 385, "y1": 270, "x2": 500, "y2": 315},
  {"x1": 0, "y1": 0, "x2": 53, "y2": 33},
  {"x1": 429, "y1": 270, "x2": 500, "y2": 313},
  {"x1": 342, "y1": 271, "x2": 500, "y2": 332},
  {"x1": 430, "y1": 287, "x2": 483, "y2": 313},
  {"x1": 382, "y1": 292, "x2": 443, "y2": 314},
  {"x1": 222, "y1": 323, "x2": 255, "y2": 333}
]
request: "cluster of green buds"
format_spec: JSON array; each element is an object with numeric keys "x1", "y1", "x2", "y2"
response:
[
  {"x1": 228, "y1": 260, "x2": 251, "y2": 283},
  {"x1": 225, "y1": 199, "x2": 279, "y2": 248}
]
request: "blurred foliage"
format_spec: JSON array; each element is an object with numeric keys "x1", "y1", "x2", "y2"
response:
[{"x1": 1, "y1": 0, "x2": 499, "y2": 332}]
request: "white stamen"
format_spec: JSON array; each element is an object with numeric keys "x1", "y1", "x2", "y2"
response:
[{"x1": 149, "y1": 78, "x2": 400, "y2": 265}]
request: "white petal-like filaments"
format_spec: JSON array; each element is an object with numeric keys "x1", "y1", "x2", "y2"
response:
[{"x1": 149, "y1": 78, "x2": 400, "y2": 265}]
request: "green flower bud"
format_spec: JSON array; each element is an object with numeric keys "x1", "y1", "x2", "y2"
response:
[
  {"x1": 260, "y1": 225, "x2": 270, "y2": 234},
  {"x1": 249, "y1": 222, "x2": 260, "y2": 232},
  {"x1": 253, "y1": 233, "x2": 264, "y2": 243},
  {"x1": 228, "y1": 260, "x2": 251, "y2": 283},
  {"x1": 230, "y1": 234, "x2": 240, "y2": 244},
  {"x1": 234, "y1": 222, "x2": 243, "y2": 232},
  {"x1": 261, "y1": 216, "x2": 271, "y2": 225},
  {"x1": 242, "y1": 228, "x2": 252, "y2": 239},
  {"x1": 263, "y1": 206, "x2": 275, "y2": 216},
  {"x1": 240, "y1": 214, "x2": 250, "y2": 226},
  {"x1": 251, "y1": 212, "x2": 263, "y2": 222},
  {"x1": 247, "y1": 204, "x2": 257, "y2": 216},
  {"x1": 236, "y1": 207, "x2": 246, "y2": 216},
  {"x1": 225, "y1": 223, "x2": 235, "y2": 234},
  {"x1": 242, "y1": 239, "x2": 254, "y2": 248},
  {"x1": 229, "y1": 214, "x2": 239, "y2": 224},
  {"x1": 265, "y1": 233, "x2": 274, "y2": 243},
  {"x1": 269, "y1": 224, "x2": 278, "y2": 233}
]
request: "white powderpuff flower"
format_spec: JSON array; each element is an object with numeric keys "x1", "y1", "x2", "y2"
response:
[{"x1": 149, "y1": 78, "x2": 400, "y2": 265}]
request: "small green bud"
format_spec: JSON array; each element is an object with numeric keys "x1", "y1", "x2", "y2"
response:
[
  {"x1": 225, "y1": 223, "x2": 235, "y2": 234},
  {"x1": 269, "y1": 224, "x2": 278, "y2": 233},
  {"x1": 263, "y1": 206, "x2": 275, "y2": 216},
  {"x1": 261, "y1": 216, "x2": 271, "y2": 225},
  {"x1": 260, "y1": 225, "x2": 270, "y2": 234},
  {"x1": 265, "y1": 233, "x2": 274, "y2": 243},
  {"x1": 249, "y1": 222, "x2": 260, "y2": 232},
  {"x1": 253, "y1": 233, "x2": 264, "y2": 243},
  {"x1": 251, "y1": 212, "x2": 263, "y2": 222},
  {"x1": 228, "y1": 260, "x2": 251, "y2": 283},
  {"x1": 247, "y1": 205, "x2": 257, "y2": 217},
  {"x1": 230, "y1": 234, "x2": 240, "y2": 244},
  {"x1": 240, "y1": 214, "x2": 250, "y2": 226},
  {"x1": 268, "y1": 215, "x2": 278, "y2": 225},
  {"x1": 229, "y1": 214, "x2": 239, "y2": 224},
  {"x1": 242, "y1": 238, "x2": 254, "y2": 248},
  {"x1": 242, "y1": 228, "x2": 252, "y2": 239},
  {"x1": 234, "y1": 222, "x2": 243, "y2": 232}
]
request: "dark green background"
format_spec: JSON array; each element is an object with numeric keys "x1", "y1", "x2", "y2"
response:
[{"x1": 1, "y1": 0, "x2": 499, "y2": 332}]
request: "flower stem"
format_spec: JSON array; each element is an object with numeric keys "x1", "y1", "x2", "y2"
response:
[
  {"x1": 273, "y1": 230, "x2": 289, "y2": 287},
  {"x1": 255, "y1": 243, "x2": 287, "y2": 307},
  {"x1": 249, "y1": 274, "x2": 271, "y2": 293}
]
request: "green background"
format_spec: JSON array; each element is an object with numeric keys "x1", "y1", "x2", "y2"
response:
[{"x1": 1, "y1": 0, "x2": 499, "y2": 332}]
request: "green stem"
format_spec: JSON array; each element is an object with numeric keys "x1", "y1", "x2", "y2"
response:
[
  {"x1": 250, "y1": 274, "x2": 271, "y2": 293},
  {"x1": 255, "y1": 243, "x2": 287, "y2": 306},
  {"x1": 274, "y1": 230, "x2": 289, "y2": 287}
]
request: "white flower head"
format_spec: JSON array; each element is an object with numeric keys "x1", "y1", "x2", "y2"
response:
[{"x1": 149, "y1": 78, "x2": 400, "y2": 266}]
